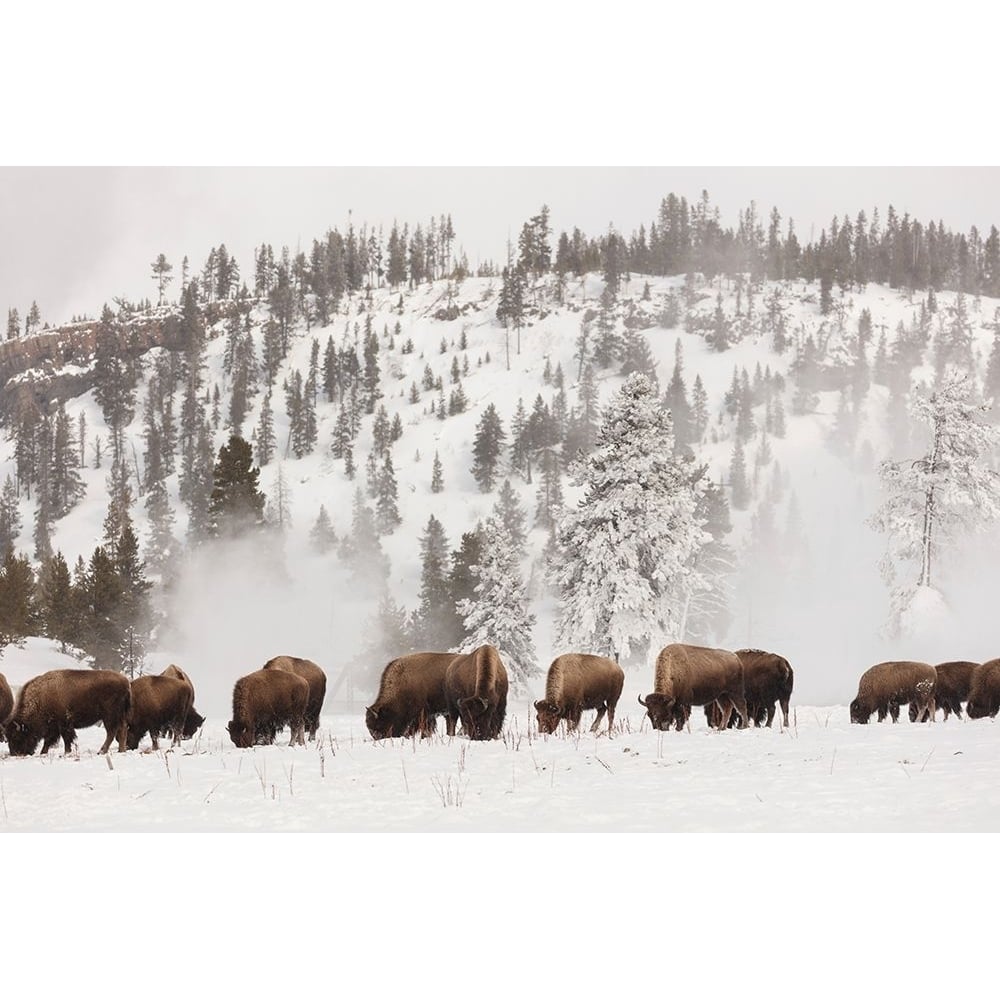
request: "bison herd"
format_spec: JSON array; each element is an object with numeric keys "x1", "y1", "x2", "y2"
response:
[{"x1": 1, "y1": 642, "x2": 999, "y2": 758}]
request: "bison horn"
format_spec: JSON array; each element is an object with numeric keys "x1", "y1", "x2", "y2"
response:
[{"x1": 637, "y1": 694, "x2": 647, "y2": 707}]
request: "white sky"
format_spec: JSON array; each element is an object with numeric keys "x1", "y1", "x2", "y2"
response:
[{"x1": 2, "y1": 166, "x2": 999, "y2": 328}]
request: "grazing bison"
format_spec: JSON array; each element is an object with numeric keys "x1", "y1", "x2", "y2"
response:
[
  {"x1": 534, "y1": 654, "x2": 624, "y2": 735},
  {"x1": 909, "y1": 661, "x2": 978, "y2": 721},
  {"x1": 445, "y1": 645, "x2": 508, "y2": 740},
  {"x1": 640, "y1": 643, "x2": 748, "y2": 731},
  {"x1": 966, "y1": 659, "x2": 1000, "y2": 720},
  {"x1": 738, "y1": 649, "x2": 794, "y2": 728},
  {"x1": 227, "y1": 668, "x2": 309, "y2": 748},
  {"x1": 263, "y1": 656, "x2": 326, "y2": 740},
  {"x1": 127, "y1": 673, "x2": 194, "y2": 750},
  {"x1": 850, "y1": 661, "x2": 936, "y2": 724},
  {"x1": 4, "y1": 669, "x2": 131, "y2": 756},
  {"x1": 365, "y1": 652, "x2": 456, "y2": 740},
  {"x1": 156, "y1": 665, "x2": 205, "y2": 740},
  {"x1": 0, "y1": 672, "x2": 13, "y2": 741}
]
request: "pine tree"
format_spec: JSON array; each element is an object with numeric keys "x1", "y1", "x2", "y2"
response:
[
  {"x1": 534, "y1": 447, "x2": 564, "y2": 529},
  {"x1": 37, "y1": 551, "x2": 77, "y2": 653},
  {"x1": 471, "y1": 404, "x2": 507, "y2": 492},
  {"x1": 455, "y1": 516, "x2": 539, "y2": 695},
  {"x1": 410, "y1": 514, "x2": 452, "y2": 648},
  {"x1": 0, "y1": 547, "x2": 37, "y2": 648},
  {"x1": 266, "y1": 464, "x2": 293, "y2": 532},
  {"x1": 431, "y1": 451, "x2": 444, "y2": 493},
  {"x1": 869, "y1": 370, "x2": 1000, "y2": 637},
  {"x1": 691, "y1": 374, "x2": 709, "y2": 443},
  {"x1": 729, "y1": 438, "x2": 749, "y2": 510},
  {"x1": 255, "y1": 391, "x2": 276, "y2": 466},
  {"x1": 492, "y1": 479, "x2": 527, "y2": 561},
  {"x1": 208, "y1": 434, "x2": 266, "y2": 539},
  {"x1": 446, "y1": 527, "x2": 483, "y2": 648},
  {"x1": 0, "y1": 476, "x2": 21, "y2": 553},
  {"x1": 144, "y1": 477, "x2": 176, "y2": 579},
  {"x1": 309, "y1": 505, "x2": 337, "y2": 554},
  {"x1": 375, "y1": 453, "x2": 402, "y2": 535},
  {"x1": 551, "y1": 375, "x2": 707, "y2": 663},
  {"x1": 114, "y1": 523, "x2": 152, "y2": 677},
  {"x1": 338, "y1": 488, "x2": 389, "y2": 595},
  {"x1": 663, "y1": 340, "x2": 692, "y2": 452}
]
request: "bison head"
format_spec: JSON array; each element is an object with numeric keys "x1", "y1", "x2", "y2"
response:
[
  {"x1": 227, "y1": 719, "x2": 253, "y2": 748},
  {"x1": 3, "y1": 719, "x2": 41, "y2": 757},
  {"x1": 458, "y1": 696, "x2": 491, "y2": 740},
  {"x1": 966, "y1": 697, "x2": 989, "y2": 720},
  {"x1": 638, "y1": 693, "x2": 676, "y2": 731},
  {"x1": 849, "y1": 698, "x2": 869, "y2": 724},
  {"x1": 534, "y1": 699, "x2": 562, "y2": 735},
  {"x1": 183, "y1": 710, "x2": 206, "y2": 738}
]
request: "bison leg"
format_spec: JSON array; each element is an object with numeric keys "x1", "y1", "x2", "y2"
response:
[
  {"x1": 606, "y1": 697, "x2": 619, "y2": 735},
  {"x1": 889, "y1": 701, "x2": 900, "y2": 723},
  {"x1": 877, "y1": 704, "x2": 888, "y2": 722},
  {"x1": 779, "y1": 696, "x2": 790, "y2": 729},
  {"x1": 445, "y1": 712, "x2": 458, "y2": 738},
  {"x1": 590, "y1": 704, "x2": 608, "y2": 733}
]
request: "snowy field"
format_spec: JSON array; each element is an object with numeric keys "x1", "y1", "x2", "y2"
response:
[{"x1": 3, "y1": 697, "x2": 997, "y2": 832}]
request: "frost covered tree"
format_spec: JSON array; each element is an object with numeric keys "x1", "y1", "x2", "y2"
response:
[
  {"x1": 375, "y1": 453, "x2": 402, "y2": 535},
  {"x1": 309, "y1": 505, "x2": 337, "y2": 554},
  {"x1": 410, "y1": 514, "x2": 452, "y2": 648},
  {"x1": 551, "y1": 373, "x2": 708, "y2": 664},
  {"x1": 471, "y1": 403, "x2": 506, "y2": 492},
  {"x1": 492, "y1": 479, "x2": 527, "y2": 561},
  {"x1": 430, "y1": 450, "x2": 444, "y2": 493},
  {"x1": 455, "y1": 516, "x2": 539, "y2": 695},
  {"x1": 869, "y1": 369, "x2": 1000, "y2": 636}
]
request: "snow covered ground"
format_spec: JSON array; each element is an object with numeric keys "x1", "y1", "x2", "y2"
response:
[{"x1": 3, "y1": 697, "x2": 997, "y2": 832}]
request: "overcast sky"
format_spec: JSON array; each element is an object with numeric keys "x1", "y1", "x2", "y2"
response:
[{"x1": 2, "y1": 166, "x2": 999, "y2": 329}]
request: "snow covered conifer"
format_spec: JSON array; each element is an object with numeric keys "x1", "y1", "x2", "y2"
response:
[
  {"x1": 309, "y1": 505, "x2": 337, "y2": 554},
  {"x1": 430, "y1": 450, "x2": 444, "y2": 493},
  {"x1": 869, "y1": 369, "x2": 1000, "y2": 637},
  {"x1": 471, "y1": 403, "x2": 506, "y2": 492},
  {"x1": 729, "y1": 438, "x2": 749, "y2": 510},
  {"x1": 455, "y1": 516, "x2": 539, "y2": 695},
  {"x1": 492, "y1": 479, "x2": 527, "y2": 561},
  {"x1": 375, "y1": 453, "x2": 402, "y2": 535},
  {"x1": 551, "y1": 373, "x2": 708, "y2": 663}
]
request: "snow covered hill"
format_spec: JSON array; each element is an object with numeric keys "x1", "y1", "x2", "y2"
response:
[{"x1": 3, "y1": 269, "x2": 1000, "y2": 711}]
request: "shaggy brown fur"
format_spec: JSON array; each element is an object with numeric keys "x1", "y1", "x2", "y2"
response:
[
  {"x1": 127, "y1": 674, "x2": 194, "y2": 750},
  {"x1": 0, "y1": 672, "x2": 13, "y2": 741},
  {"x1": 4, "y1": 669, "x2": 132, "y2": 756},
  {"x1": 445, "y1": 645, "x2": 509, "y2": 740},
  {"x1": 909, "y1": 661, "x2": 978, "y2": 721},
  {"x1": 263, "y1": 656, "x2": 327, "y2": 740},
  {"x1": 966, "y1": 659, "x2": 1000, "y2": 719},
  {"x1": 534, "y1": 654, "x2": 624, "y2": 735},
  {"x1": 227, "y1": 668, "x2": 309, "y2": 748},
  {"x1": 850, "y1": 661, "x2": 936, "y2": 724},
  {"x1": 157, "y1": 665, "x2": 205, "y2": 739},
  {"x1": 365, "y1": 652, "x2": 457, "y2": 740},
  {"x1": 639, "y1": 643, "x2": 747, "y2": 731},
  {"x1": 737, "y1": 649, "x2": 794, "y2": 727}
]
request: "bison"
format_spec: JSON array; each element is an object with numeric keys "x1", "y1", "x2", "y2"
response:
[
  {"x1": 640, "y1": 643, "x2": 748, "y2": 731},
  {"x1": 534, "y1": 654, "x2": 624, "y2": 735},
  {"x1": 705, "y1": 650, "x2": 794, "y2": 729},
  {"x1": 126, "y1": 673, "x2": 194, "y2": 750},
  {"x1": 263, "y1": 656, "x2": 326, "y2": 740},
  {"x1": 908, "y1": 661, "x2": 977, "y2": 721},
  {"x1": 850, "y1": 661, "x2": 936, "y2": 724},
  {"x1": 157, "y1": 665, "x2": 206, "y2": 739},
  {"x1": 4, "y1": 668, "x2": 131, "y2": 756},
  {"x1": 227, "y1": 668, "x2": 309, "y2": 748},
  {"x1": 445, "y1": 645, "x2": 508, "y2": 740},
  {"x1": 365, "y1": 652, "x2": 456, "y2": 740},
  {"x1": 0, "y1": 672, "x2": 13, "y2": 741},
  {"x1": 965, "y1": 659, "x2": 1000, "y2": 720}
]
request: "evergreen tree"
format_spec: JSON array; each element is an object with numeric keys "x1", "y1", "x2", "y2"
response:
[
  {"x1": 410, "y1": 514, "x2": 452, "y2": 648},
  {"x1": 551, "y1": 375, "x2": 707, "y2": 663},
  {"x1": 375, "y1": 452, "x2": 402, "y2": 535},
  {"x1": 208, "y1": 435, "x2": 266, "y2": 539},
  {"x1": 534, "y1": 447, "x2": 565, "y2": 530},
  {"x1": 266, "y1": 464, "x2": 293, "y2": 532},
  {"x1": 663, "y1": 340, "x2": 692, "y2": 452},
  {"x1": 691, "y1": 374, "x2": 709, "y2": 442},
  {"x1": 431, "y1": 450, "x2": 444, "y2": 493},
  {"x1": 0, "y1": 547, "x2": 37, "y2": 648},
  {"x1": 445, "y1": 527, "x2": 483, "y2": 648},
  {"x1": 492, "y1": 479, "x2": 527, "y2": 561},
  {"x1": 37, "y1": 551, "x2": 77, "y2": 653},
  {"x1": 339, "y1": 488, "x2": 389, "y2": 595},
  {"x1": 255, "y1": 390, "x2": 276, "y2": 466},
  {"x1": 144, "y1": 477, "x2": 177, "y2": 579},
  {"x1": 619, "y1": 328, "x2": 658, "y2": 384},
  {"x1": 114, "y1": 523, "x2": 152, "y2": 677},
  {"x1": 309, "y1": 505, "x2": 337, "y2": 554},
  {"x1": 471, "y1": 403, "x2": 507, "y2": 492},
  {"x1": 729, "y1": 438, "x2": 749, "y2": 510},
  {"x1": 455, "y1": 516, "x2": 539, "y2": 695},
  {"x1": 0, "y1": 476, "x2": 21, "y2": 553}
]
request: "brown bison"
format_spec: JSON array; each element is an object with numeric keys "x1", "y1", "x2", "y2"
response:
[
  {"x1": 850, "y1": 661, "x2": 936, "y2": 724},
  {"x1": 365, "y1": 652, "x2": 457, "y2": 740},
  {"x1": 158, "y1": 665, "x2": 206, "y2": 739},
  {"x1": 127, "y1": 673, "x2": 194, "y2": 750},
  {"x1": 640, "y1": 643, "x2": 748, "y2": 731},
  {"x1": 263, "y1": 656, "x2": 326, "y2": 740},
  {"x1": 0, "y1": 672, "x2": 13, "y2": 741},
  {"x1": 705, "y1": 650, "x2": 794, "y2": 728},
  {"x1": 4, "y1": 668, "x2": 132, "y2": 756},
  {"x1": 445, "y1": 645, "x2": 508, "y2": 740},
  {"x1": 534, "y1": 654, "x2": 624, "y2": 735},
  {"x1": 908, "y1": 661, "x2": 977, "y2": 721},
  {"x1": 966, "y1": 659, "x2": 1000, "y2": 719},
  {"x1": 227, "y1": 668, "x2": 309, "y2": 748}
]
